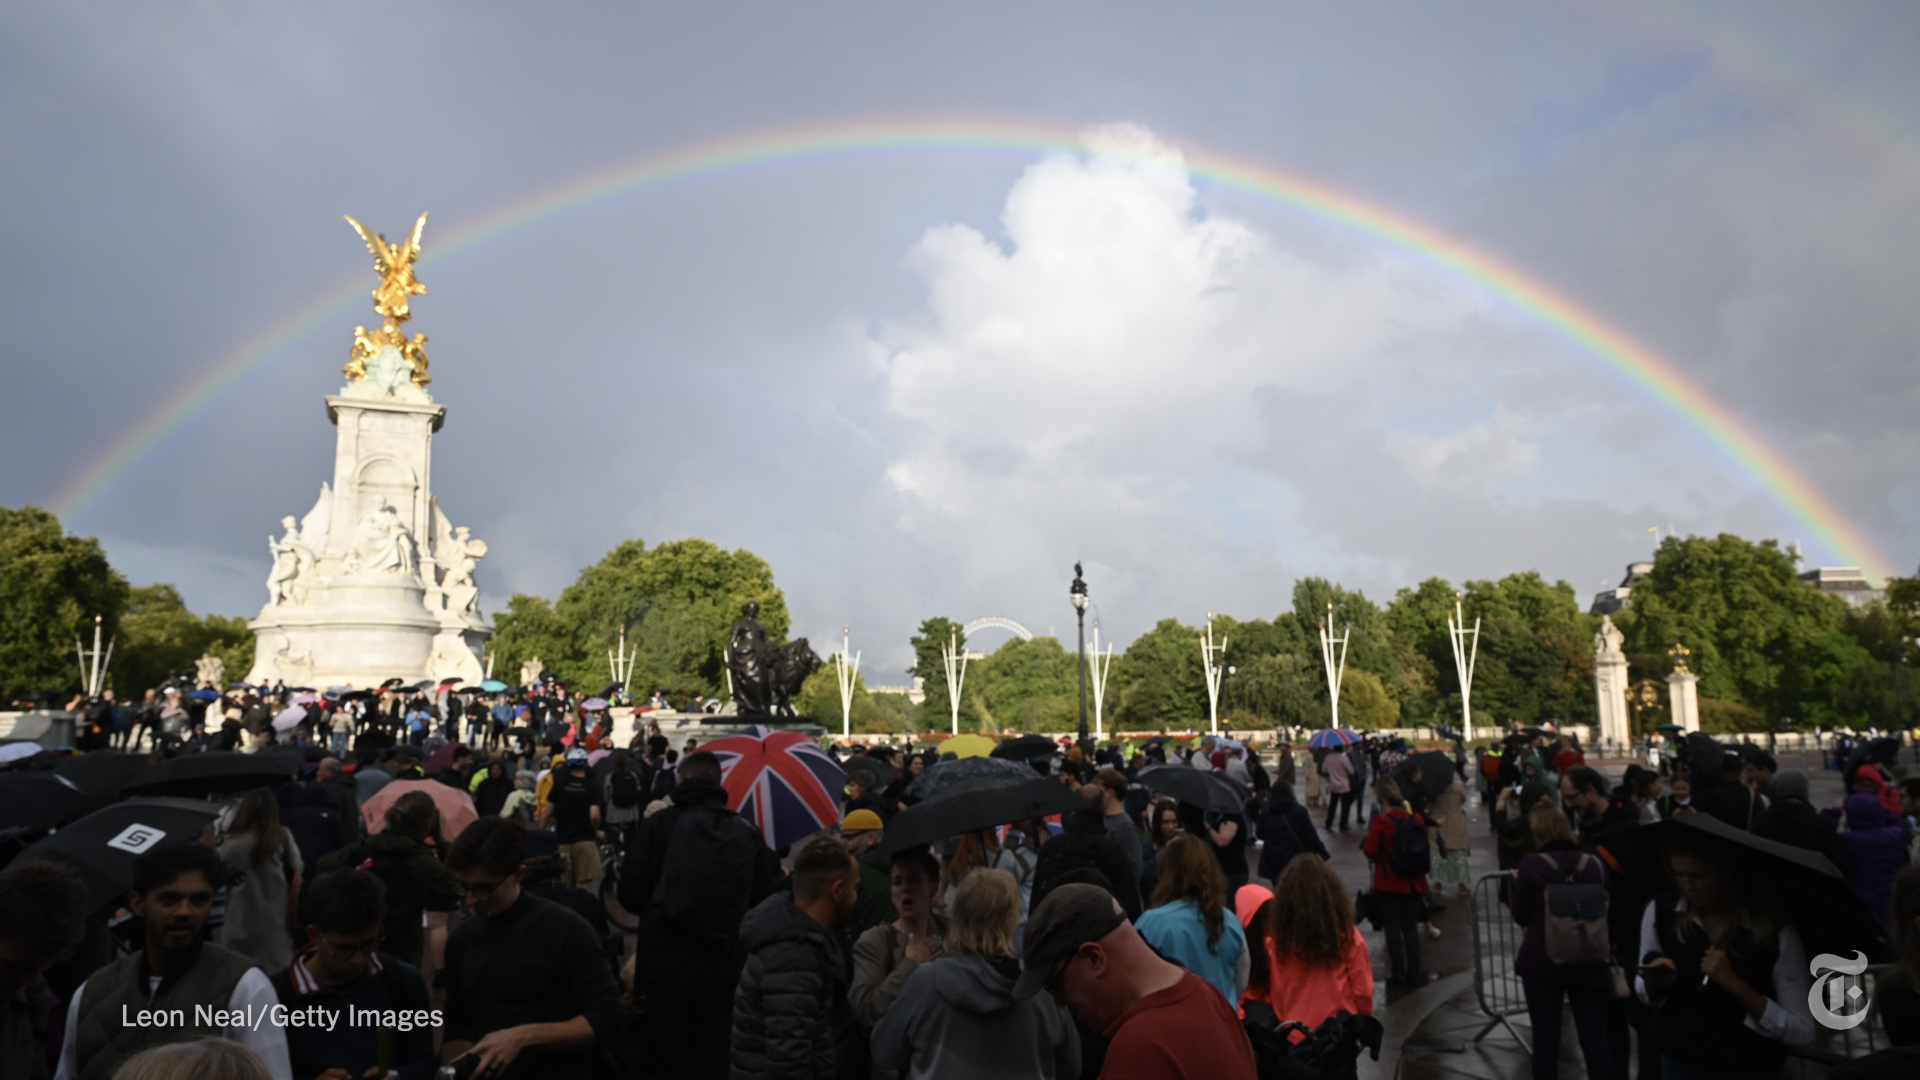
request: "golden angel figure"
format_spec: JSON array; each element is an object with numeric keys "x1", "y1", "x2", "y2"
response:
[{"x1": 343, "y1": 213, "x2": 432, "y2": 387}]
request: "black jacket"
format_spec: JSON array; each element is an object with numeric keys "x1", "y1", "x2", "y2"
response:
[
  {"x1": 730, "y1": 893, "x2": 849, "y2": 1080},
  {"x1": 619, "y1": 776, "x2": 782, "y2": 968},
  {"x1": 1030, "y1": 810, "x2": 1144, "y2": 919},
  {"x1": 1257, "y1": 793, "x2": 1330, "y2": 880}
]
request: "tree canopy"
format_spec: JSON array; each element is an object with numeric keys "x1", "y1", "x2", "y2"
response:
[
  {"x1": 490, "y1": 538, "x2": 789, "y2": 699},
  {"x1": 1, "y1": 507, "x2": 130, "y2": 701}
]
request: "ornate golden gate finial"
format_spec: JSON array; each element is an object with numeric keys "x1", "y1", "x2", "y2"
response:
[
  {"x1": 342, "y1": 213, "x2": 431, "y2": 387},
  {"x1": 1668, "y1": 643, "x2": 1691, "y2": 674}
]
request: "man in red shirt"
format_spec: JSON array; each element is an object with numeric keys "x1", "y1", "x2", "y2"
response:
[{"x1": 1013, "y1": 883, "x2": 1257, "y2": 1080}]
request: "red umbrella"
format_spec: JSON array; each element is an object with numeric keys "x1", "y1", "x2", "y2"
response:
[
  {"x1": 360, "y1": 779, "x2": 479, "y2": 840},
  {"x1": 701, "y1": 725, "x2": 848, "y2": 850}
]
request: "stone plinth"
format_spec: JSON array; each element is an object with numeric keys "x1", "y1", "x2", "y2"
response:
[
  {"x1": 1594, "y1": 615, "x2": 1630, "y2": 745},
  {"x1": 245, "y1": 344, "x2": 490, "y2": 688},
  {"x1": 1668, "y1": 671, "x2": 1700, "y2": 733}
]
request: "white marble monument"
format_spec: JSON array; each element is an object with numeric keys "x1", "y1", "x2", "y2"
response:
[
  {"x1": 245, "y1": 214, "x2": 491, "y2": 688},
  {"x1": 1593, "y1": 615, "x2": 1630, "y2": 745}
]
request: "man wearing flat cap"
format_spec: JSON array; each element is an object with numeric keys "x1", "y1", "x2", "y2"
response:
[{"x1": 1014, "y1": 884, "x2": 1255, "y2": 1080}]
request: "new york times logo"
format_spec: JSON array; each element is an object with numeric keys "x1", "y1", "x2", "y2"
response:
[{"x1": 1808, "y1": 951, "x2": 1871, "y2": 1031}]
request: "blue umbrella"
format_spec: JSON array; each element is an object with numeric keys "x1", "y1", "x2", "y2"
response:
[
  {"x1": 479, "y1": 680, "x2": 510, "y2": 693},
  {"x1": 184, "y1": 689, "x2": 220, "y2": 702},
  {"x1": 1307, "y1": 728, "x2": 1358, "y2": 749}
]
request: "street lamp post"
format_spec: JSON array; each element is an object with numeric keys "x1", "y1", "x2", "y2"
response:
[
  {"x1": 1088, "y1": 619, "x2": 1114, "y2": 741},
  {"x1": 1199, "y1": 615, "x2": 1229, "y2": 737},
  {"x1": 835, "y1": 626, "x2": 860, "y2": 741},
  {"x1": 941, "y1": 629, "x2": 969, "y2": 736},
  {"x1": 1318, "y1": 603, "x2": 1350, "y2": 731},
  {"x1": 1447, "y1": 595, "x2": 1479, "y2": 743},
  {"x1": 1071, "y1": 563, "x2": 1090, "y2": 747}
]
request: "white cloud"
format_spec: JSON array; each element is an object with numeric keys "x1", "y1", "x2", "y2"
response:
[
  {"x1": 1387, "y1": 406, "x2": 1540, "y2": 499},
  {"x1": 872, "y1": 125, "x2": 1482, "y2": 579}
]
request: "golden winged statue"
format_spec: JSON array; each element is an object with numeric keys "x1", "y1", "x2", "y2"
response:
[{"x1": 343, "y1": 213, "x2": 432, "y2": 387}]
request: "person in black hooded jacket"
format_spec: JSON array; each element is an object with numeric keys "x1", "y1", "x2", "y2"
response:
[
  {"x1": 619, "y1": 752, "x2": 782, "y2": 1080},
  {"x1": 1754, "y1": 769, "x2": 1848, "y2": 870},
  {"x1": 1028, "y1": 788, "x2": 1144, "y2": 920}
]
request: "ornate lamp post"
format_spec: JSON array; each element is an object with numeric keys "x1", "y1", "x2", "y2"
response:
[{"x1": 1071, "y1": 563, "x2": 1090, "y2": 747}]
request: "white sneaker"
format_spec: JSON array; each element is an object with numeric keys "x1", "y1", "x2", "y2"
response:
[{"x1": 1426, "y1": 924, "x2": 1442, "y2": 940}]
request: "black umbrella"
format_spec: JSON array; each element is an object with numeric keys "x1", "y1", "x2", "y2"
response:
[
  {"x1": 12, "y1": 797, "x2": 224, "y2": 913},
  {"x1": 122, "y1": 752, "x2": 297, "y2": 799},
  {"x1": 879, "y1": 777, "x2": 1088, "y2": 855},
  {"x1": 991, "y1": 734, "x2": 1058, "y2": 761},
  {"x1": 904, "y1": 756, "x2": 1032, "y2": 801},
  {"x1": 0, "y1": 772, "x2": 92, "y2": 832},
  {"x1": 380, "y1": 678, "x2": 406, "y2": 689},
  {"x1": 54, "y1": 750, "x2": 151, "y2": 808},
  {"x1": 1593, "y1": 814, "x2": 1893, "y2": 963},
  {"x1": 1136, "y1": 765, "x2": 1247, "y2": 815},
  {"x1": 842, "y1": 755, "x2": 899, "y2": 785},
  {"x1": 598, "y1": 682, "x2": 624, "y2": 699},
  {"x1": 1405, "y1": 750, "x2": 1457, "y2": 800},
  {"x1": 1842, "y1": 737, "x2": 1901, "y2": 778}
]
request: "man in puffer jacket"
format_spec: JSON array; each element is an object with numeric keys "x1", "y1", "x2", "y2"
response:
[{"x1": 732, "y1": 836, "x2": 860, "y2": 1080}]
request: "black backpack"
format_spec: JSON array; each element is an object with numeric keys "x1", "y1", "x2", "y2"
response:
[
  {"x1": 1387, "y1": 813, "x2": 1431, "y2": 880},
  {"x1": 609, "y1": 770, "x2": 642, "y2": 809},
  {"x1": 651, "y1": 804, "x2": 764, "y2": 939}
]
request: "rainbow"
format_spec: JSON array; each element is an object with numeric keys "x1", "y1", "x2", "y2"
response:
[{"x1": 49, "y1": 117, "x2": 1899, "y2": 581}]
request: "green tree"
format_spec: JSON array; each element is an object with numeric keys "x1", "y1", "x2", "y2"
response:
[
  {"x1": 1228, "y1": 652, "x2": 1323, "y2": 728},
  {"x1": 1338, "y1": 668, "x2": 1401, "y2": 729},
  {"x1": 1387, "y1": 573, "x2": 1596, "y2": 728},
  {"x1": 1110, "y1": 618, "x2": 1207, "y2": 730},
  {"x1": 1615, "y1": 534, "x2": 1869, "y2": 727},
  {"x1": 793, "y1": 662, "x2": 896, "y2": 734},
  {"x1": 908, "y1": 617, "x2": 965, "y2": 715},
  {"x1": 0, "y1": 507, "x2": 130, "y2": 702},
  {"x1": 967, "y1": 636, "x2": 1079, "y2": 733},
  {"x1": 490, "y1": 538, "x2": 789, "y2": 698},
  {"x1": 114, "y1": 585, "x2": 253, "y2": 695}
]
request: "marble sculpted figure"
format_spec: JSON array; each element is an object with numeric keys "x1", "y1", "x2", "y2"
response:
[
  {"x1": 343, "y1": 497, "x2": 419, "y2": 576},
  {"x1": 267, "y1": 516, "x2": 317, "y2": 606}
]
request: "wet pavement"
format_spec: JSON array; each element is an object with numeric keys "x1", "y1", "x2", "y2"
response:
[{"x1": 1292, "y1": 750, "x2": 1861, "y2": 1079}]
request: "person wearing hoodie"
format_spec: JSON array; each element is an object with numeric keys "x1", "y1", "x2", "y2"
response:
[
  {"x1": 313, "y1": 790, "x2": 461, "y2": 968},
  {"x1": 473, "y1": 760, "x2": 515, "y2": 818},
  {"x1": 1256, "y1": 778, "x2": 1329, "y2": 885},
  {"x1": 871, "y1": 869, "x2": 1080, "y2": 1080},
  {"x1": 1754, "y1": 770, "x2": 1848, "y2": 870},
  {"x1": 1824, "y1": 793, "x2": 1912, "y2": 928},
  {"x1": 732, "y1": 836, "x2": 861, "y2": 1080},
  {"x1": 1030, "y1": 788, "x2": 1145, "y2": 920}
]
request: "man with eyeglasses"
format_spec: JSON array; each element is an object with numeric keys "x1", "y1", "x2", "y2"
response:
[
  {"x1": 54, "y1": 839, "x2": 292, "y2": 1080},
  {"x1": 439, "y1": 817, "x2": 624, "y2": 1080},
  {"x1": 1010, "y1": 884, "x2": 1255, "y2": 1080},
  {"x1": 269, "y1": 868, "x2": 434, "y2": 1080}
]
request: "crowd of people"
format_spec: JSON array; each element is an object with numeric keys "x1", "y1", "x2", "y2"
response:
[{"x1": 8, "y1": 705, "x2": 1920, "y2": 1080}]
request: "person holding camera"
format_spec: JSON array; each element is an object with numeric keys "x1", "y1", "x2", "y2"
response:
[{"x1": 439, "y1": 818, "x2": 625, "y2": 1080}]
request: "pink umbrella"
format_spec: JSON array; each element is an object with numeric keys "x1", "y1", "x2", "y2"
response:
[
  {"x1": 361, "y1": 779, "x2": 478, "y2": 840},
  {"x1": 586, "y1": 748, "x2": 611, "y2": 766}
]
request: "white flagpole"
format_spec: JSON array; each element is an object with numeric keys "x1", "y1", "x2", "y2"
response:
[{"x1": 1448, "y1": 595, "x2": 1480, "y2": 743}]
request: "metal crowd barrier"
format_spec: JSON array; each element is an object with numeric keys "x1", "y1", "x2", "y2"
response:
[
  {"x1": 1465, "y1": 870, "x2": 1531, "y2": 1055},
  {"x1": 1784, "y1": 963, "x2": 1895, "y2": 1077}
]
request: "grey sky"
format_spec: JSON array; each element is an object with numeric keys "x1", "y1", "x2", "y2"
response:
[{"x1": 3, "y1": 2, "x2": 1915, "y2": 676}]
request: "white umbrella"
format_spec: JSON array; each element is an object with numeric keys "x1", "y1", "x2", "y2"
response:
[{"x1": 271, "y1": 705, "x2": 307, "y2": 732}]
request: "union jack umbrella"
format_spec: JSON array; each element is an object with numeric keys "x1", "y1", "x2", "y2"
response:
[{"x1": 702, "y1": 725, "x2": 849, "y2": 850}]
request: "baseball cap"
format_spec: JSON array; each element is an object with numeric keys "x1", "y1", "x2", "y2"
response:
[
  {"x1": 566, "y1": 747, "x2": 589, "y2": 764},
  {"x1": 840, "y1": 809, "x2": 883, "y2": 834},
  {"x1": 1011, "y1": 883, "x2": 1128, "y2": 1001}
]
